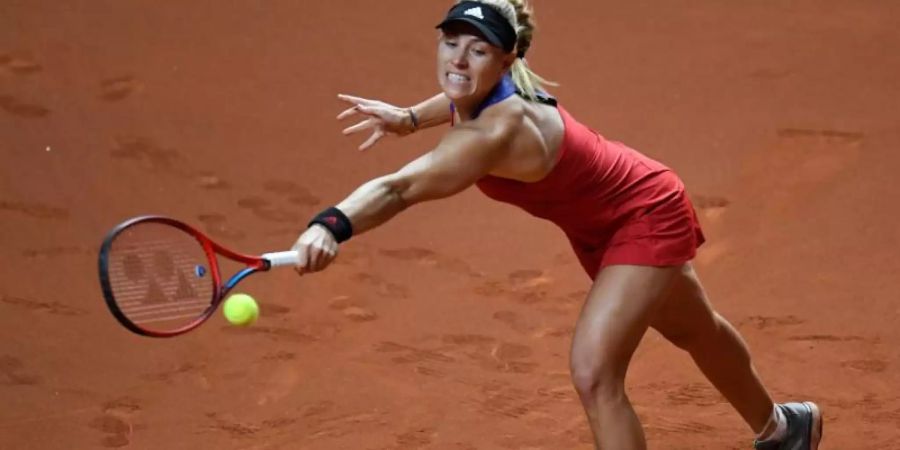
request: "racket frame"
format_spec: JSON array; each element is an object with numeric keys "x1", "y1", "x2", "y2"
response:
[{"x1": 98, "y1": 215, "x2": 272, "y2": 337}]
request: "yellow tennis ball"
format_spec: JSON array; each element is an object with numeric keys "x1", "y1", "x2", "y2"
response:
[{"x1": 222, "y1": 293, "x2": 259, "y2": 326}]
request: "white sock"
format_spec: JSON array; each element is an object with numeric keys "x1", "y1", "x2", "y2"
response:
[{"x1": 756, "y1": 404, "x2": 788, "y2": 442}]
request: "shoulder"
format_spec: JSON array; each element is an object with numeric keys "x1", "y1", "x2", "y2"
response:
[{"x1": 467, "y1": 98, "x2": 526, "y2": 140}]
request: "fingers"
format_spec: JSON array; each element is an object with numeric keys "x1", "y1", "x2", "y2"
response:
[
  {"x1": 311, "y1": 247, "x2": 338, "y2": 271},
  {"x1": 337, "y1": 93, "x2": 371, "y2": 106},
  {"x1": 337, "y1": 104, "x2": 386, "y2": 122},
  {"x1": 342, "y1": 118, "x2": 376, "y2": 135},
  {"x1": 336, "y1": 94, "x2": 368, "y2": 121},
  {"x1": 337, "y1": 105, "x2": 374, "y2": 121},
  {"x1": 297, "y1": 247, "x2": 337, "y2": 274},
  {"x1": 337, "y1": 106, "x2": 359, "y2": 120},
  {"x1": 291, "y1": 237, "x2": 338, "y2": 276},
  {"x1": 336, "y1": 94, "x2": 393, "y2": 151},
  {"x1": 336, "y1": 94, "x2": 378, "y2": 115},
  {"x1": 292, "y1": 245, "x2": 310, "y2": 276},
  {"x1": 337, "y1": 94, "x2": 393, "y2": 118},
  {"x1": 359, "y1": 130, "x2": 385, "y2": 151}
]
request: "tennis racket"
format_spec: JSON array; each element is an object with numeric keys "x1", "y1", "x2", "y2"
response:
[{"x1": 98, "y1": 215, "x2": 298, "y2": 337}]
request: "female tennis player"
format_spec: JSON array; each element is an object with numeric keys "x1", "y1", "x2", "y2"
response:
[{"x1": 291, "y1": 1, "x2": 821, "y2": 448}]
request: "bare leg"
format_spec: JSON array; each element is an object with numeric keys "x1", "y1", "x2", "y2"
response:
[
  {"x1": 650, "y1": 263, "x2": 773, "y2": 433},
  {"x1": 570, "y1": 264, "x2": 678, "y2": 449}
]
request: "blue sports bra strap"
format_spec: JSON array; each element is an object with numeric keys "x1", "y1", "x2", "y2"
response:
[
  {"x1": 450, "y1": 73, "x2": 557, "y2": 122},
  {"x1": 474, "y1": 74, "x2": 517, "y2": 118},
  {"x1": 467, "y1": 74, "x2": 518, "y2": 119}
]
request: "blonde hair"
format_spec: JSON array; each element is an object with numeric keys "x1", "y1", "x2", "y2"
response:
[{"x1": 458, "y1": 0, "x2": 557, "y2": 100}]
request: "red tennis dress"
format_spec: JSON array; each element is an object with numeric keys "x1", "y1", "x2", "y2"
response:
[{"x1": 474, "y1": 102, "x2": 705, "y2": 279}]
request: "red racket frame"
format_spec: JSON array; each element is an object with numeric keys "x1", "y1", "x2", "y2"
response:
[{"x1": 98, "y1": 215, "x2": 271, "y2": 337}]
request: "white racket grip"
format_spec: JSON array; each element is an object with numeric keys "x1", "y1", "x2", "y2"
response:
[{"x1": 262, "y1": 251, "x2": 300, "y2": 268}]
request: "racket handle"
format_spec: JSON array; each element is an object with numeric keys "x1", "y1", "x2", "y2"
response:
[{"x1": 262, "y1": 251, "x2": 300, "y2": 268}]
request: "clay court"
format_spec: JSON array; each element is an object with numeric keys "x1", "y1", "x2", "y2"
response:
[{"x1": 2, "y1": 1, "x2": 899, "y2": 448}]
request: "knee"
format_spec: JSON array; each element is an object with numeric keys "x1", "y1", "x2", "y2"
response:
[{"x1": 569, "y1": 356, "x2": 625, "y2": 402}]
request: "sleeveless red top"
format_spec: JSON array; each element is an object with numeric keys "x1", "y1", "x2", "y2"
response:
[{"x1": 474, "y1": 105, "x2": 704, "y2": 277}]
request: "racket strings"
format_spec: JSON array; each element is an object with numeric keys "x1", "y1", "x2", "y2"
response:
[{"x1": 105, "y1": 223, "x2": 214, "y2": 331}]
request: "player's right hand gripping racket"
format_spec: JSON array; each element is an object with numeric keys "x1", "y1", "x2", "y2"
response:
[{"x1": 98, "y1": 215, "x2": 298, "y2": 337}]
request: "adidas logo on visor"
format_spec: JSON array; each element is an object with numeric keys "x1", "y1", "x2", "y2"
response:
[{"x1": 464, "y1": 6, "x2": 484, "y2": 20}]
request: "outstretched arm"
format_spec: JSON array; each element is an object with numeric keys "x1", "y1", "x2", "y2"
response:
[
  {"x1": 338, "y1": 118, "x2": 511, "y2": 232},
  {"x1": 338, "y1": 93, "x2": 452, "y2": 150},
  {"x1": 293, "y1": 114, "x2": 517, "y2": 273}
]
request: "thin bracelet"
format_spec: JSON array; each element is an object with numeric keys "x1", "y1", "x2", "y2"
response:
[{"x1": 407, "y1": 107, "x2": 419, "y2": 131}]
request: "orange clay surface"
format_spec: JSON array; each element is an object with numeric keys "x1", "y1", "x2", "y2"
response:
[{"x1": 2, "y1": 1, "x2": 899, "y2": 449}]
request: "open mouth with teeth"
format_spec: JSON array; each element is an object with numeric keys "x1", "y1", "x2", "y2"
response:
[{"x1": 447, "y1": 72, "x2": 471, "y2": 84}]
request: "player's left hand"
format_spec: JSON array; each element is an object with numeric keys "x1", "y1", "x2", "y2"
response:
[
  {"x1": 337, "y1": 94, "x2": 414, "y2": 151},
  {"x1": 291, "y1": 224, "x2": 338, "y2": 275}
]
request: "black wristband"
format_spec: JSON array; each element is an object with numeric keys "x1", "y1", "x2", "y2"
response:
[{"x1": 308, "y1": 207, "x2": 353, "y2": 243}]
